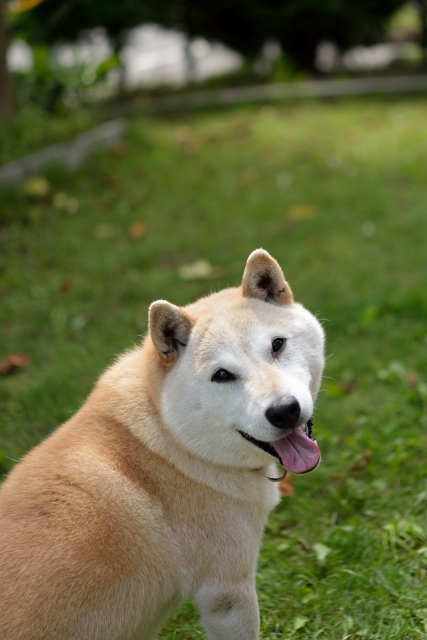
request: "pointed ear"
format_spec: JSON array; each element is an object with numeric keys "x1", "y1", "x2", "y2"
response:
[
  {"x1": 149, "y1": 301, "x2": 194, "y2": 365},
  {"x1": 242, "y1": 249, "x2": 293, "y2": 305}
]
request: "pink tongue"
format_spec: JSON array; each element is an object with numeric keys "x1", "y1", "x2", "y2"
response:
[{"x1": 272, "y1": 428, "x2": 320, "y2": 474}]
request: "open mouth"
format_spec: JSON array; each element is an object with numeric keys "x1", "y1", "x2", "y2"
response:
[{"x1": 238, "y1": 417, "x2": 320, "y2": 474}]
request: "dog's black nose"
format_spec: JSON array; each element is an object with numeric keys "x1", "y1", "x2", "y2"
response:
[{"x1": 265, "y1": 397, "x2": 301, "y2": 430}]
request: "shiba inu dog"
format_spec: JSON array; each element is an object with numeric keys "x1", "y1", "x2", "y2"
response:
[{"x1": 0, "y1": 249, "x2": 325, "y2": 640}]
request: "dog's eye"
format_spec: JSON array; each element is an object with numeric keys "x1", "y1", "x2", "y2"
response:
[
  {"x1": 272, "y1": 337, "x2": 286, "y2": 354},
  {"x1": 212, "y1": 369, "x2": 236, "y2": 383}
]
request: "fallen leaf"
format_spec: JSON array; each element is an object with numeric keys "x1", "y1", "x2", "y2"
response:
[
  {"x1": 176, "y1": 126, "x2": 193, "y2": 144},
  {"x1": 312, "y1": 542, "x2": 332, "y2": 565},
  {"x1": 326, "y1": 154, "x2": 343, "y2": 170},
  {"x1": 360, "y1": 221, "x2": 376, "y2": 238},
  {"x1": 65, "y1": 198, "x2": 79, "y2": 214},
  {"x1": 342, "y1": 380, "x2": 357, "y2": 393},
  {"x1": 288, "y1": 204, "x2": 316, "y2": 221},
  {"x1": 59, "y1": 278, "x2": 72, "y2": 293},
  {"x1": 178, "y1": 260, "x2": 223, "y2": 280},
  {"x1": 239, "y1": 169, "x2": 257, "y2": 185},
  {"x1": 279, "y1": 473, "x2": 295, "y2": 497},
  {"x1": 94, "y1": 224, "x2": 114, "y2": 239},
  {"x1": 175, "y1": 127, "x2": 202, "y2": 154},
  {"x1": 70, "y1": 314, "x2": 87, "y2": 331},
  {"x1": 178, "y1": 260, "x2": 212, "y2": 279},
  {"x1": 109, "y1": 142, "x2": 128, "y2": 158},
  {"x1": 230, "y1": 121, "x2": 251, "y2": 139},
  {"x1": 185, "y1": 139, "x2": 202, "y2": 154},
  {"x1": 129, "y1": 221, "x2": 147, "y2": 239},
  {"x1": 258, "y1": 105, "x2": 278, "y2": 118},
  {"x1": 22, "y1": 176, "x2": 50, "y2": 198},
  {"x1": 407, "y1": 370, "x2": 418, "y2": 388},
  {"x1": 293, "y1": 616, "x2": 309, "y2": 631},
  {"x1": 104, "y1": 174, "x2": 120, "y2": 187},
  {"x1": 276, "y1": 171, "x2": 293, "y2": 189},
  {"x1": 350, "y1": 450, "x2": 372, "y2": 472},
  {"x1": 0, "y1": 353, "x2": 30, "y2": 375},
  {"x1": 52, "y1": 192, "x2": 67, "y2": 208}
]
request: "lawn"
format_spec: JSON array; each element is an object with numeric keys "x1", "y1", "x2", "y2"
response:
[
  {"x1": 1, "y1": 96, "x2": 427, "y2": 639},
  {"x1": 0, "y1": 105, "x2": 100, "y2": 165}
]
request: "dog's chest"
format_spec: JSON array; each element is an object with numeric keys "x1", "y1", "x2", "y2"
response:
[{"x1": 165, "y1": 485, "x2": 268, "y2": 587}]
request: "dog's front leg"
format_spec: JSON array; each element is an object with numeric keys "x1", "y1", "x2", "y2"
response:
[{"x1": 195, "y1": 581, "x2": 259, "y2": 640}]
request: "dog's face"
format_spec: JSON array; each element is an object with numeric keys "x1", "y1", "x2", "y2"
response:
[{"x1": 149, "y1": 250, "x2": 325, "y2": 473}]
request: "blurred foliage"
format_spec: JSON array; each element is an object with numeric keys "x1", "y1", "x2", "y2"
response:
[
  {"x1": 13, "y1": 0, "x2": 408, "y2": 71},
  {"x1": 163, "y1": 0, "x2": 408, "y2": 70},
  {"x1": 387, "y1": 1, "x2": 423, "y2": 38},
  {"x1": 14, "y1": 44, "x2": 77, "y2": 112},
  {"x1": 11, "y1": 0, "x2": 162, "y2": 49},
  {"x1": 0, "y1": 104, "x2": 98, "y2": 163},
  {"x1": 11, "y1": 44, "x2": 120, "y2": 113}
]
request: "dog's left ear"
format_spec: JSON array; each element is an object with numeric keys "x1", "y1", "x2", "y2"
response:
[
  {"x1": 242, "y1": 249, "x2": 293, "y2": 305},
  {"x1": 149, "y1": 300, "x2": 194, "y2": 366}
]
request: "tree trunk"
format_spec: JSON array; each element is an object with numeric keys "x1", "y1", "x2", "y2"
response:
[
  {"x1": 419, "y1": 0, "x2": 427, "y2": 70},
  {"x1": 112, "y1": 37, "x2": 126, "y2": 96},
  {"x1": 0, "y1": 0, "x2": 15, "y2": 118},
  {"x1": 184, "y1": 35, "x2": 196, "y2": 84}
]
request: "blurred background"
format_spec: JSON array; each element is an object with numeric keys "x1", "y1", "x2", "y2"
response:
[
  {"x1": 1, "y1": 0, "x2": 427, "y2": 123},
  {"x1": 1, "y1": 1, "x2": 427, "y2": 639}
]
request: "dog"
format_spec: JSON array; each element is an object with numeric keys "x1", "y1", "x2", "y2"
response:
[{"x1": 0, "y1": 249, "x2": 325, "y2": 640}]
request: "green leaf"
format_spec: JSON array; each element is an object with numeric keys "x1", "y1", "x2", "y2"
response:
[
  {"x1": 293, "y1": 616, "x2": 309, "y2": 631},
  {"x1": 313, "y1": 543, "x2": 332, "y2": 565},
  {"x1": 277, "y1": 541, "x2": 291, "y2": 552}
]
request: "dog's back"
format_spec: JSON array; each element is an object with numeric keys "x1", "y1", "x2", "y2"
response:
[{"x1": 0, "y1": 405, "x2": 184, "y2": 639}]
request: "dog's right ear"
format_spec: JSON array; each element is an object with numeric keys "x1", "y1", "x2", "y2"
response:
[
  {"x1": 242, "y1": 249, "x2": 293, "y2": 305},
  {"x1": 149, "y1": 300, "x2": 194, "y2": 366}
]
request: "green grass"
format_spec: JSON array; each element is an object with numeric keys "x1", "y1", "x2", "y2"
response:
[
  {"x1": 0, "y1": 105, "x2": 100, "y2": 164},
  {"x1": 1, "y1": 96, "x2": 427, "y2": 639}
]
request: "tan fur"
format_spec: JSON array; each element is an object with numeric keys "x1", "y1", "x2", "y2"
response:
[
  {"x1": 0, "y1": 250, "x2": 323, "y2": 640},
  {"x1": 242, "y1": 248, "x2": 293, "y2": 305},
  {"x1": 148, "y1": 301, "x2": 195, "y2": 367}
]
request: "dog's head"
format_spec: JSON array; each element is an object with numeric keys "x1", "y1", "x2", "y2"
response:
[{"x1": 148, "y1": 249, "x2": 325, "y2": 473}]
